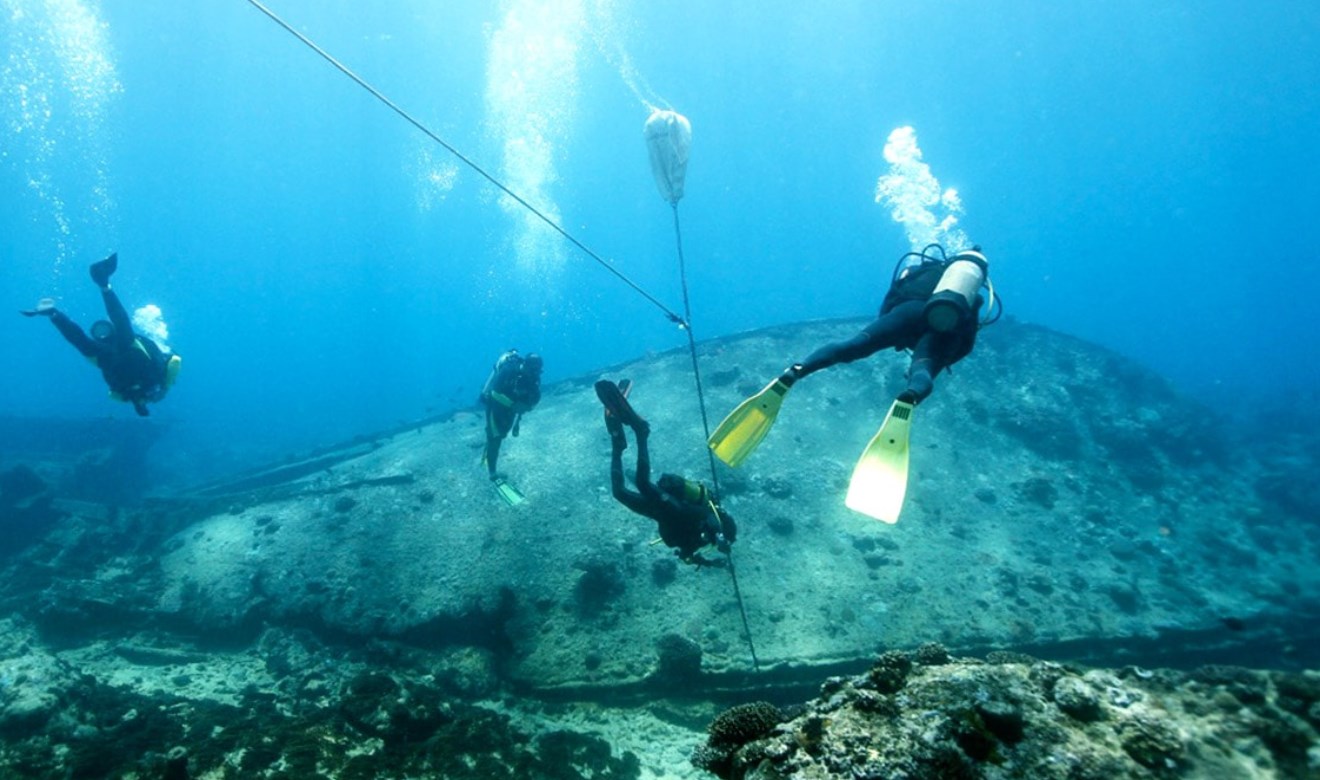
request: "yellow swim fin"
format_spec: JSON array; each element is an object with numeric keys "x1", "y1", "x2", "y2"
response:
[
  {"x1": 493, "y1": 478, "x2": 525, "y2": 507},
  {"x1": 708, "y1": 378, "x2": 792, "y2": 467},
  {"x1": 845, "y1": 399, "x2": 914, "y2": 524}
]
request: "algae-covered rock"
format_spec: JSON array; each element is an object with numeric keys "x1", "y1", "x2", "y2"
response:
[
  {"x1": 136, "y1": 319, "x2": 1320, "y2": 689},
  {"x1": 1053, "y1": 674, "x2": 1106, "y2": 722},
  {"x1": 693, "y1": 701, "x2": 786, "y2": 778},
  {"x1": 0, "y1": 618, "x2": 81, "y2": 737},
  {"x1": 0, "y1": 643, "x2": 641, "y2": 780},
  {"x1": 698, "y1": 648, "x2": 1320, "y2": 779}
]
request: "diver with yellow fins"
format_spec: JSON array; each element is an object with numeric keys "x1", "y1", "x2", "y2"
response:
[
  {"x1": 708, "y1": 244, "x2": 998, "y2": 522},
  {"x1": 20, "y1": 252, "x2": 181, "y2": 417},
  {"x1": 596, "y1": 378, "x2": 736, "y2": 567}
]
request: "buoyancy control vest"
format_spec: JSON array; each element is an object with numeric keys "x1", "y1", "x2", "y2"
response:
[
  {"x1": 100, "y1": 336, "x2": 177, "y2": 403},
  {"x1": 881, "y1": 258, "x2": 948, "y2": 313},
  {"x1": 482, "y1": 350, "x2": 542, "y2": 413}
]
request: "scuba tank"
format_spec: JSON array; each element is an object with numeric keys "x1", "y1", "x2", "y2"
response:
[
  {"x1": 658, "y1": 473, "x2": 708, "y2": 504},
  {"x1": 923, "y1": 247, "x2": 988, "y2": 332}
]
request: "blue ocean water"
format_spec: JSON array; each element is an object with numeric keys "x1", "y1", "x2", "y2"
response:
[{"x1": 4, "y1": 0, "x2": 1318, "y2": 483}]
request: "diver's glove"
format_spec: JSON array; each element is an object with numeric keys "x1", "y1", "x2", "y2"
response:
[
  {"x1": 691, "y1": 553, "x2": 727, "y2": 569},
  {"x1": 716, "y1": 533, "x2": 731, "y2": 555},
  {"x1": 133, "y1": 401, "x2": 150, "y2": 417},
  {"x1": 19, "y1": 298, "x2": 56, "y2": 318}
]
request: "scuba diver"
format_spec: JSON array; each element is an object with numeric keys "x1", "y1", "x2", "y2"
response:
[
  {"x1": 480, "y1": 349, "x2": 543, "y2": 505},
  {"x1": 709, "y1": 244, "x2": 997, "y2": 469},
  {"x1": 783, "y1": 244, "x2": 991, "y2": 403},
  {"x1": 20, "y1": 253, "x2": 181, "y2": 417},
  {"x1": 595, "y1": 379, "x2": 736, "y2": 567}
]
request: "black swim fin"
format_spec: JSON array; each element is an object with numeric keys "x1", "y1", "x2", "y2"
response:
[
  {"x1": 595, "y1": 379, "x2": 646, "y2": 431},
  {"x1": 90, "y1": 252, "x2": 118, "y2": 287}
]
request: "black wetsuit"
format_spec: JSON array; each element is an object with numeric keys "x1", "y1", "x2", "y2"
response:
[
  {"x1": 794, "y1": 259, "x2": 981, "y2": 402},
  {"x1": 49, "y1": 288, "x2": 170, "y2": 416},
  {"x1": 481, "y1": 353, "x2": 542, "y2": 478},
  {"x1": 609, "y1": 423, "x2": 733, "y2": 563}
]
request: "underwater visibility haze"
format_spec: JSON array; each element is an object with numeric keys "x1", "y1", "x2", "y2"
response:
[
  {"x1": 4, "y1": 2, "x2": 1320, "y2": 778},
  {"x1": 4, "y1": 0, "x2": 1318, "y2": 474}
]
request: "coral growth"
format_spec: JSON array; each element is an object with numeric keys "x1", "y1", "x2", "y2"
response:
[
  {"x1": 694, "y1": 646, "x2": 1320, "y2": 780},
  {"x1": 653, "y1": 632, "x2": 703, "y2": 682},
  {"x1": 692, "y1": 701, "x2": 785, "y2": 778}
]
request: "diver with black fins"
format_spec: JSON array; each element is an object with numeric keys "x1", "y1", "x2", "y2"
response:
[
  {"x1": 479, "y1": 348, "x2": 543, "y2": 505},
  {"x1": 20, "y1": 253, "x2": 181, "y2": 417},
  {"x1": 595, "y1": 379, "x2": 736, "y2": 567}
]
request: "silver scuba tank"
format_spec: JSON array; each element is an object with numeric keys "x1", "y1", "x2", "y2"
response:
[{"x1": 923, "y1": 248, "x2": 988, "y2": 332}]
